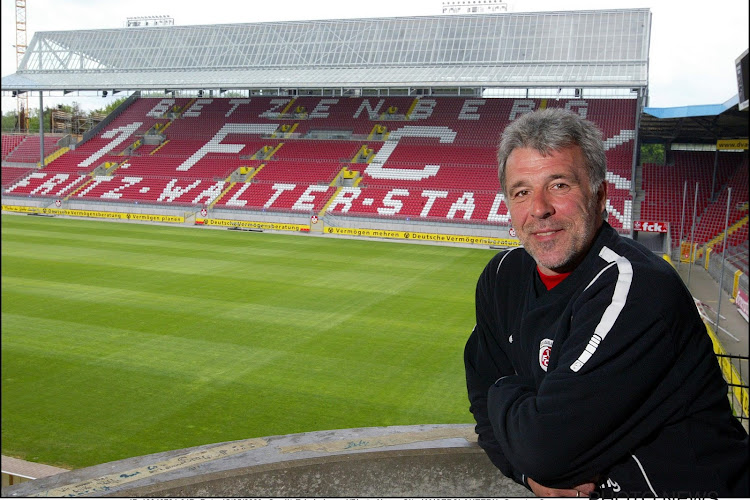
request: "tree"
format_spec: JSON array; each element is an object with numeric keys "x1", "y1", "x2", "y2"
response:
[
  {"x1": 90, "y1": 97, "x2": 128, "y2": 117},
  {"x1": 2, "y1": 110, "x2": 18, "y2": 133},
  {"x1": 27, "y1": 107, "x2": 53, "y2": 133},
  {"x1": 640, "y1": 143, "x2": 665, "y2": 165}
]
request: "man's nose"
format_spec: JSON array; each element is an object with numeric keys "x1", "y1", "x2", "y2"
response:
[{"x1": 530, "y1": 190, "x2": 554, "y2": 219}]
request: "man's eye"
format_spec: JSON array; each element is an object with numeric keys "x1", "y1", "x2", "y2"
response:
[
  {"x1": 513, "y1": 190, "x2": 529, "y2": 198},
  {"x1": 552, "y1": 183, "x2": 569, "y2": 190}
]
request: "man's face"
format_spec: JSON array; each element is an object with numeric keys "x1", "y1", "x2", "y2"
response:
[{"x1": 504, "y1": 145, "x2": 607, "y2": 276}]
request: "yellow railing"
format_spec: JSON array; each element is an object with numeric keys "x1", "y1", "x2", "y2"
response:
[{"x1": 698, "y1": 304, "x2": 749, "y2": 420}]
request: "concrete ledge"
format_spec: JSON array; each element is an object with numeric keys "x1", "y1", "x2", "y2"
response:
[
  {"x1": 1, "y1": 455, "x2": 68, "y2": 480},
  {"x1": 1, "y1": 456, "x2": 68, "y2": 488},
  {"x1": 1, "y1": 424, "x2": 529, "y2": 497}
]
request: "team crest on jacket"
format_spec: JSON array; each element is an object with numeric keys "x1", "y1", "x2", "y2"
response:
[{"x1": 539, "y1": 338, "x2": 553, "y2": 371}]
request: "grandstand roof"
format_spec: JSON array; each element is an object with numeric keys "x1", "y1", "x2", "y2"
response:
[
  {"x1": 1, "y1": 9, "x2": 651, "y2": 93},
  {"x1": 640, "y1": 95, "x2": 749, "y2": 144}
]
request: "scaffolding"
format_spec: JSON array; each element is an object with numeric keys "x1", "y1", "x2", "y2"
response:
[{"x1": 15, "y1": 0, "x2": 30, "y2": 131}]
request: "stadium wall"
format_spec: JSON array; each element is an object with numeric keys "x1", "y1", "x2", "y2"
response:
[{"x1": 2, "y1": 425, "x2": 530, "y2": 497}]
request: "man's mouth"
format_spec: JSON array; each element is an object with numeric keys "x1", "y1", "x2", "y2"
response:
[{"x1": 531, "y1": 228, "x2": 561, "y2": 237}]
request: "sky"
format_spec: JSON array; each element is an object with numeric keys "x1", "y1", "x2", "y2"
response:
[{"x1": 1, "y1": 0, "x2": 748, "y2": 113}]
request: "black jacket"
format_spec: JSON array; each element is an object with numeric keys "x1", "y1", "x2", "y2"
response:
[{"x1": 465, "y1": 223, "x2": 748, "y2": 497}]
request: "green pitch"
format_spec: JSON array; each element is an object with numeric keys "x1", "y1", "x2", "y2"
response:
[{"x1": 1, "y1": 214, "x2": 496, "y2": 469}]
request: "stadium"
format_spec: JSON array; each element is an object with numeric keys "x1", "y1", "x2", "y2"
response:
[{"x1": 1, "y1": 4, "x2": 748, "y2": 497}]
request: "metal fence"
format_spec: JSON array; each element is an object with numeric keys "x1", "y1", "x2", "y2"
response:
[
  {"x1": 715, "y1": 353, "x2": 750, "y2": 430},
  {"x1": 705, "y1": 246, "x2": 749, "y2": 299}
]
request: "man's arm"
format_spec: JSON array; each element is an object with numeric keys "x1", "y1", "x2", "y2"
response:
[
  {"x1": 527, "y1": 477, "x2": 596, "y2": 497},
  {"x1": 464, "y1": 257, "x2": 527, "y2": 487},
  {"x1": 486, "y1": 266, "x2": 691, "y2": 488}
]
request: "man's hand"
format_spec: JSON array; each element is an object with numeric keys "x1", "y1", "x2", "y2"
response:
[{"x1": 527, "y1": 477, "x2": 597, "y2": 498}]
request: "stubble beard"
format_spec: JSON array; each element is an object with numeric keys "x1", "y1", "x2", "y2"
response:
[{"x1": 518, "y1": 198, "x2": 602, "y2": 274}]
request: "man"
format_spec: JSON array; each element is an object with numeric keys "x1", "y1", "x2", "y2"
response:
[{"x1": 464, "y1": 108, "x2": 748, "y2": 497}]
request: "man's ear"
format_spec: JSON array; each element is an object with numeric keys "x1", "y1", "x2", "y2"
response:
[
  {"x1": 596, "y1": 181, "x2": 608, "y2": 211},
  {"x1": 598, "y1": 180, "x2": 608, "y2": 216}
]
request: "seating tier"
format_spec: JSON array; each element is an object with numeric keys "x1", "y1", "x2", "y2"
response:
[
  {"x1": 1, "y1": 166, "x2": 36, "y2": 188},
  {"x1": 640, "y1": 152, "x2": 746, "y2": 247},
  {"x1": 2, "y1": 135, "x2": 25, "y2": 160},
  {"x1": 3, "y1": 135, "x2": 62, "y2": 164},
  {"x1": 4, "y1": 96, "x2": 638, "y2": 230}
]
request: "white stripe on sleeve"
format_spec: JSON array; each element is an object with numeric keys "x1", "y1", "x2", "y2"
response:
[{"x1": 570, "y1": 246, "x2": 633, "y2": 373}]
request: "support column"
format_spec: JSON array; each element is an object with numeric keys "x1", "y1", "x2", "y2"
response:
[{"x1": 39, "y1": 91, "x2": 45, "y2": 165}]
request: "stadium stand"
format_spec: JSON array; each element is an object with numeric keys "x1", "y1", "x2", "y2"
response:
[
  {"x1": 641, "y1": 151, "x2": 748, "y2": 248},
  {"x1": 2, "y1": 135, "x2": 61, "y2": 164},
  {"x1": 2, "y1": 135, "x2": 25, "y2": 160},
  {"x1": 696, "y1": 158, "x2": 748, "y2": 246},
  {"x1": 1, "y1": 166, "x2": 36, "y2": 189},
  {"x1": 728, "y1": 240, "x2": 749, "y2": 274},
  {"x1": 2, "y1": 96, "x2": 638, "y2": 232}
]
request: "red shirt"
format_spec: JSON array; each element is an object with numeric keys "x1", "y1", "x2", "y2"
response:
[{"x1": 537, "y1": 267, "x2": 572, "y2": 290}]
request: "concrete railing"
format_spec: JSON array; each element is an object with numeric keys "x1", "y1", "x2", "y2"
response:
[{"x1": 1, "y1": 424, "x2": 529, "y2": 498}]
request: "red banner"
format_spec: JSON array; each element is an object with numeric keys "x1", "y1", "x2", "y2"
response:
[
  {"x1": 633, "y1": 220, "x2": 669, "y2": 233},
  {"x1": 736, "y1": 288, "x2": 749, "y2": 323}
]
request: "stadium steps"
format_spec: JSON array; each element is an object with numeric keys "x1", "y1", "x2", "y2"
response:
[
  {"x1": 63, "y1": 177, "x2": 96, "y2": 200},
  {"x1": 268, "y1": 98, "x2": 307, "y2": 122},
  {"x1": 317, "y1": 186, "x2": 343, "y2": 218},
  {"x1": 100, "y1": 161, "x2": 121, "y2": 175},
  {"x1": 330, "y1": 166, "x2": 361, "y2": 187},
  {"x1": 156, "y1": 120, "x2": 173, "y2": 135},
  {"x1": 331, "y1": 148, "x2": 367, "y2": 187},
  {"x1": 368, "y1": 124, "x2": 389, "y2": 140},
  {"x1": 209, "y1": 182, "x2": 237, "y2": 209},
  {"x1": 245, "y1": 164, "x2": 265, "y2": 181},
  {"x1": 351, "y1": 144, "x2": 375, "y2": 163},
  {"x1": 39, "y1": 146, "x2": 69, "y2": 167},
  {"x1": 404, "y1": 98, "x2": 421, "y2": 120},
  {"x1": 280, "y1": 98, "x2": 297, "y2": 116},
  {"x1": 175, "y1": 99, "x2": 197, "y2": 119},
  {"x1": 705, "y1": 216, "x2": 749, "y2": 253},
  {"x1": 272, "y1": 123, "x2": 298, "y2": 138},
  {"x1": 250, "y1": 144, "x2": 279, "y2": 160},
  {"x1": 150, "y1": 139, "x2": 170, "y2": 155},
  {"x1": 260, "y1": 143, "x2": 284, "y2": 160},
  {"x1": 121, "y1": 138, "x2": 143, "y2": 156}
]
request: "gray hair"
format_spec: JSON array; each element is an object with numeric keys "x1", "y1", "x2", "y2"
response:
[{"x1": 497, "y1": 108, "x2": 607, "y2": 196}]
